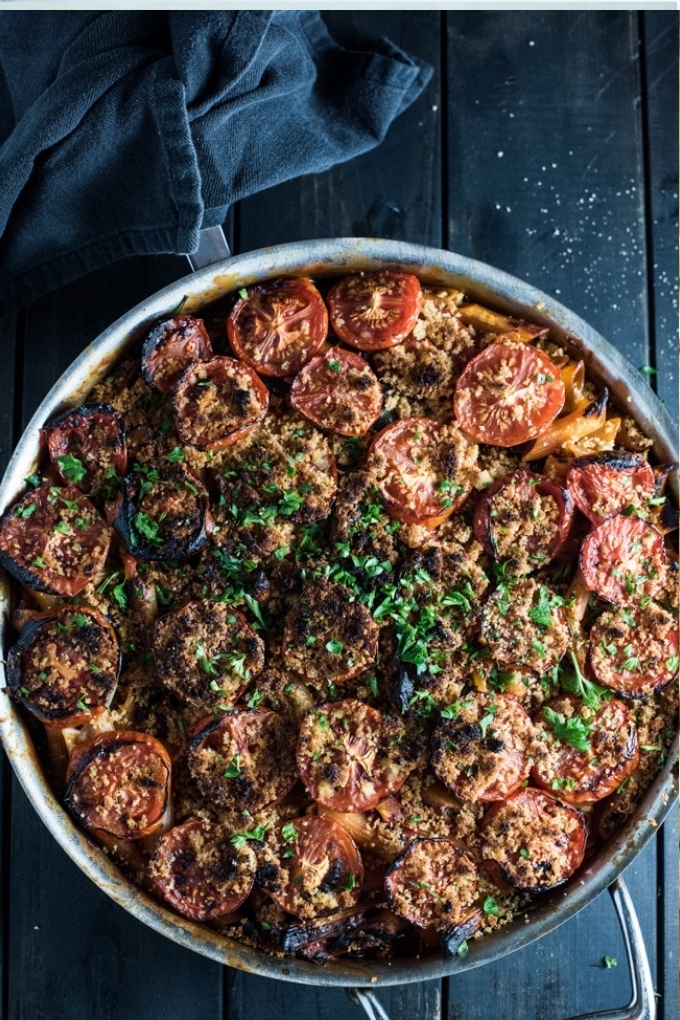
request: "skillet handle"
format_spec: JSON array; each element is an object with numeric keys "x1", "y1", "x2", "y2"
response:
[
  {"x1": 346, "y1": 877, "x2": 655, "y2": 1020},
  {"x1": 186, "y1": 224, "x2": 231, "y2": 270}
]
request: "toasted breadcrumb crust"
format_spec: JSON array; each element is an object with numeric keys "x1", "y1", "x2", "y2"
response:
[{"x1": 5, "y1": 271, "x2": 676, "y2": 966}]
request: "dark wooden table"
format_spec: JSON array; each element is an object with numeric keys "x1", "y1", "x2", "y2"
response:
[{"x1": 0, "y1": 11, "x2": 677, "y2": 1020}]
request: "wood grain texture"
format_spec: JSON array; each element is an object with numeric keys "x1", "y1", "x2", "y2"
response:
[
  {"x1": 445, "y1": 10, "x2": 649, "y2": 366},
  {"x1": 236, "y1": 11, "x2": 443, "y2": 252},
  {"x1": 642, "y1": 10, "x2": 678, "y2": 428}
]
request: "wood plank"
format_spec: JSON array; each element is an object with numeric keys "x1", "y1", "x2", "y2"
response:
[
  {"x1": 0, "y1": 310, "x2": 18, "y2": 1020},
  {"x1": 226, "y1": 974, "x2": 441, "y2": 1020},
  {"x1": 445, "y1": 10, "x2": 650, "y2": 366},
  {"x1": 6, "y1": 254, "x2": 223, "y2": 1020},
  {"x1": 642, "y1": 10, "x2": 678, "y2": 428},
  {"x1": 657, "y1": 806, "x2": 679, "y2": 1020},
  {"x1": 236, "y1": 11, "x2": 443, "y2": 252}
]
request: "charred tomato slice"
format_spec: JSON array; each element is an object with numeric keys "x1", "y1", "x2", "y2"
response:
[
  {"x1": 290, "y1": 347, "x2": 383, "y2": 436},
  {"x1": 480, "y1": 579, "x2": 570, "y2": 674},
  {"x1": 532, "y1": 695, "x2": 639, "y2": 804},
  {"x1": 173, "y1": 356, "x2": 269, "y2": 451},
  {"x1": 385, "y1": 838, "x2": 479, "y2": 932},
  {"x1": 454, "y1": 343, "x2": 565, "y2": 447},
  {"x1": 473, "y1": 470, "x2": 574, "y2": 574},
  {"x1": 256, "y1": 815, "x2": 363, "y2": 919},
  {"x1": 187, "y1": 708, "x2": 298, "y2": 814},
  {"x1": 430, "y1": 693, "x2": 536, "y2": 803},
  {"x1": 141, "y1": 315, "x2": 213, "y2": 394},
  {"x1": 227, "y1": 278, "x2": 328, "y2": 377},
  {"x1": 579, "y1": 516, "x2": 665, "y2": 607},
  {"x1": 64, "y1": 730, "x2": 171, "y2": 841},
  {"x1": 153, "y1": 601, "x2": 264, "y2": 710},
  {"x1": 367, "y1": 418, "x2": 477, "y2": 528},
  {"x1": 480, "y1": 788, "x2": 587, "y2": 892},
  {"x1": 6, "y1": 605, "x2": 120, "y2": 728},
  {"x1": 296, "y1": 700, "x2": 416, "y2": 813},
  {"x1": 566, "y1": 451, "x2": 656, "y2": 523},
  {"x1": 588, "y1": 602, "x2": 678, "y2": 698},
  {"x1": 150, "y1": 819, "x2": 256, "y2": 921},
  {"x1": 42, "y1": 402, "x2": 127, "y2": 500},
  {"x1": 326, "y1": 272, "x2": 422, "y2": 351},
  {"x1": 0, "y1": 484, "x2": 111, "y2": 596},
  {"x1": 114, "y1": 462, "x2": 210, "y2": 561}
]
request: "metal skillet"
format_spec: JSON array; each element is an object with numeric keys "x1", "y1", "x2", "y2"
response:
[{"x1": 0, "y1": 235, "x2": 676, "y2": 1020}]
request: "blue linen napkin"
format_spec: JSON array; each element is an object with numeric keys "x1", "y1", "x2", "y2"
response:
[{"x1": 0, "y1": 10, "x2": 431, "y2": 317}]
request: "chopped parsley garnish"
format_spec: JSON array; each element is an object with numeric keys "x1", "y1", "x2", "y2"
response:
[
  {"x1": 281, "y1": 822, "x2": 298, "y2": 842},
  {"x1": 166, "y1": 446, "x2": 185, "y2": 463},
  {"x1": 246, "y1": 688, "x2": 263, "y2": 708},
  {"x1": 328, "y1": 360, "x2": 341, "y2": 373},
  {"x1": 326, "y1": 639, "x2": 343, "y2": 655},
  {"x1": 224, "y1": 754, "x2": 242, "y2": 778},
  {"x1": 341, "y1": 872, "x2": 356, "y2": 892},
  {"x1": 603, "y1": 956, "x2": 618, "y2": 968},
  {"x1": 76, "y1": 697, "x2": 91, "y2": 713},
  {"x1": 56, "y1": 453, "x2": 86, "y2": 485},
  {"x1": 133, "y1": 511, "x2": 163, "y2": 546},
  {"x1": 482, "y1": 895, "x2": 500, "y2": 917},
  {"x1": 15, "y1": 503, "x2": 37, "y2": 519},
  {"x1": 560, "y1": 649, "x2": 610, "y2": 710},
  {"x1": 457, "y1": 940, "x2": 469, "y2": 958},
  {"x1": 543, "y1": 705, "x2": 592, "y2": 751},
  {"x1": 238, "y1": 288, "x2": 249, "y2": 300},
  {"x1": 528, "y1": 586, "x2": 565, "y2": 629},
  {"x1": 230, "y1": 824, "x2": 268, "y2": 849}
]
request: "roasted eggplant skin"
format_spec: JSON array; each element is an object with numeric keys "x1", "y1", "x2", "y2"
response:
[
  {"x1": 114, "y1": 466, "x2": 210, "y2": 561},
  {"x1": 6, "y1": 606, "x2": 121, "y2": 727}
]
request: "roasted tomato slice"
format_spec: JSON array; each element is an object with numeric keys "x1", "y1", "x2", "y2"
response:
[
  {"x1": 385, "y1": 838, "x2": 478, "y2": 931},
  {"x1": 473, "y1": 470, "x2": 574, "y2": 574},
  {"x1": 42, "y1": 402, "x2": 127, "y2": 500},
  {"x1": 173, "y1": 356, "x2": 269, "y2": 451},
  {"x1": 531, "y1": 695, "x2": 639, "y2": 805},
  {"x1": 566, "y1": 451, "x2": 656, "y2": 523},
  {"x1": 227, "y1": 278, "x2": 328, "y2": 377},
  {"x1": 454, "y1": 343, "x2": 565, "y2": 447},
  {"x1": 480, "y1": 788, "x2": 586, "y2": 892},
  {"x1": 430, "y1": 693, "x2": 536, "y2": 803},
  {"x1": 187, "y1": 708, "x2": 298, "y2": 814},
  {"x1": 589, "y1": 603, "x2": 678, "y2": 698},
  {"x1": 64, "y1": 730, "x2": 171, "y2": 841},
  {"x1": 480, "y1": 579, "x2": 570, "y2": 674},
  {"x1": 150, "y1": 819, "x2": 256, "y2": 921},
  {"x1": 141, "y1": 315, "x2": 213, "y2": 394},
  {"x1": 6, "y1": 605, "x2": 120, "y2": 728},
  {"x1": 290, "y1": 347, "x2": 383, "y2": 436},
  {"x1": 114, "y1": 463, "x2": 210, "y2": 561},
  {"x1": 256, "y1": 815, "x2": 363, "y2": 919},
  {"x1": 367, "y1": 418, "x2": 477, "y2": 528},
  {"x1": 296, "y1": 700, "x2": 416, "y2": 812},
  {"x1": 153, "y1": 601, "x2": 264, "y2": 710},
  {"x1": 0, "y1": 484, "x2": 111, "y2": 596},
  {"x1": 326, "y1": 272, "x2": 422, "y2": 351},
  {"x1": 579, "y1": 516, "x2": 665, "y2": 607}
]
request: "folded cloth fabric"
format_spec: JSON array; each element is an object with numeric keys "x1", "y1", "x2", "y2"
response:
[{"x1": 0, "y1": 10, "x2": 431, "y2": 317}]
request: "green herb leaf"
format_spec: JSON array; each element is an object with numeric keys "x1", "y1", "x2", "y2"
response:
[
  {"x1": 482, "y1": 895, "x2": 500, "y2": 916},
  {"x1": 224, "y1": 754, "x2": 242, "y2": 778},
  {"x1": 56, "y1": 453, "x2": 87, "y2": 485},
  {"x1": 166, "y1": 446, "x2": 185, "y2": 463},
  {"x1": 543, "y1": 705, "x2": 592, "y2": 751},
  {"x1": 603, "y1": 956, "x2": 618, "y2": 968},
  {"x1": 230, "y1": 823, "x2": 268, "y2": 849}
]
